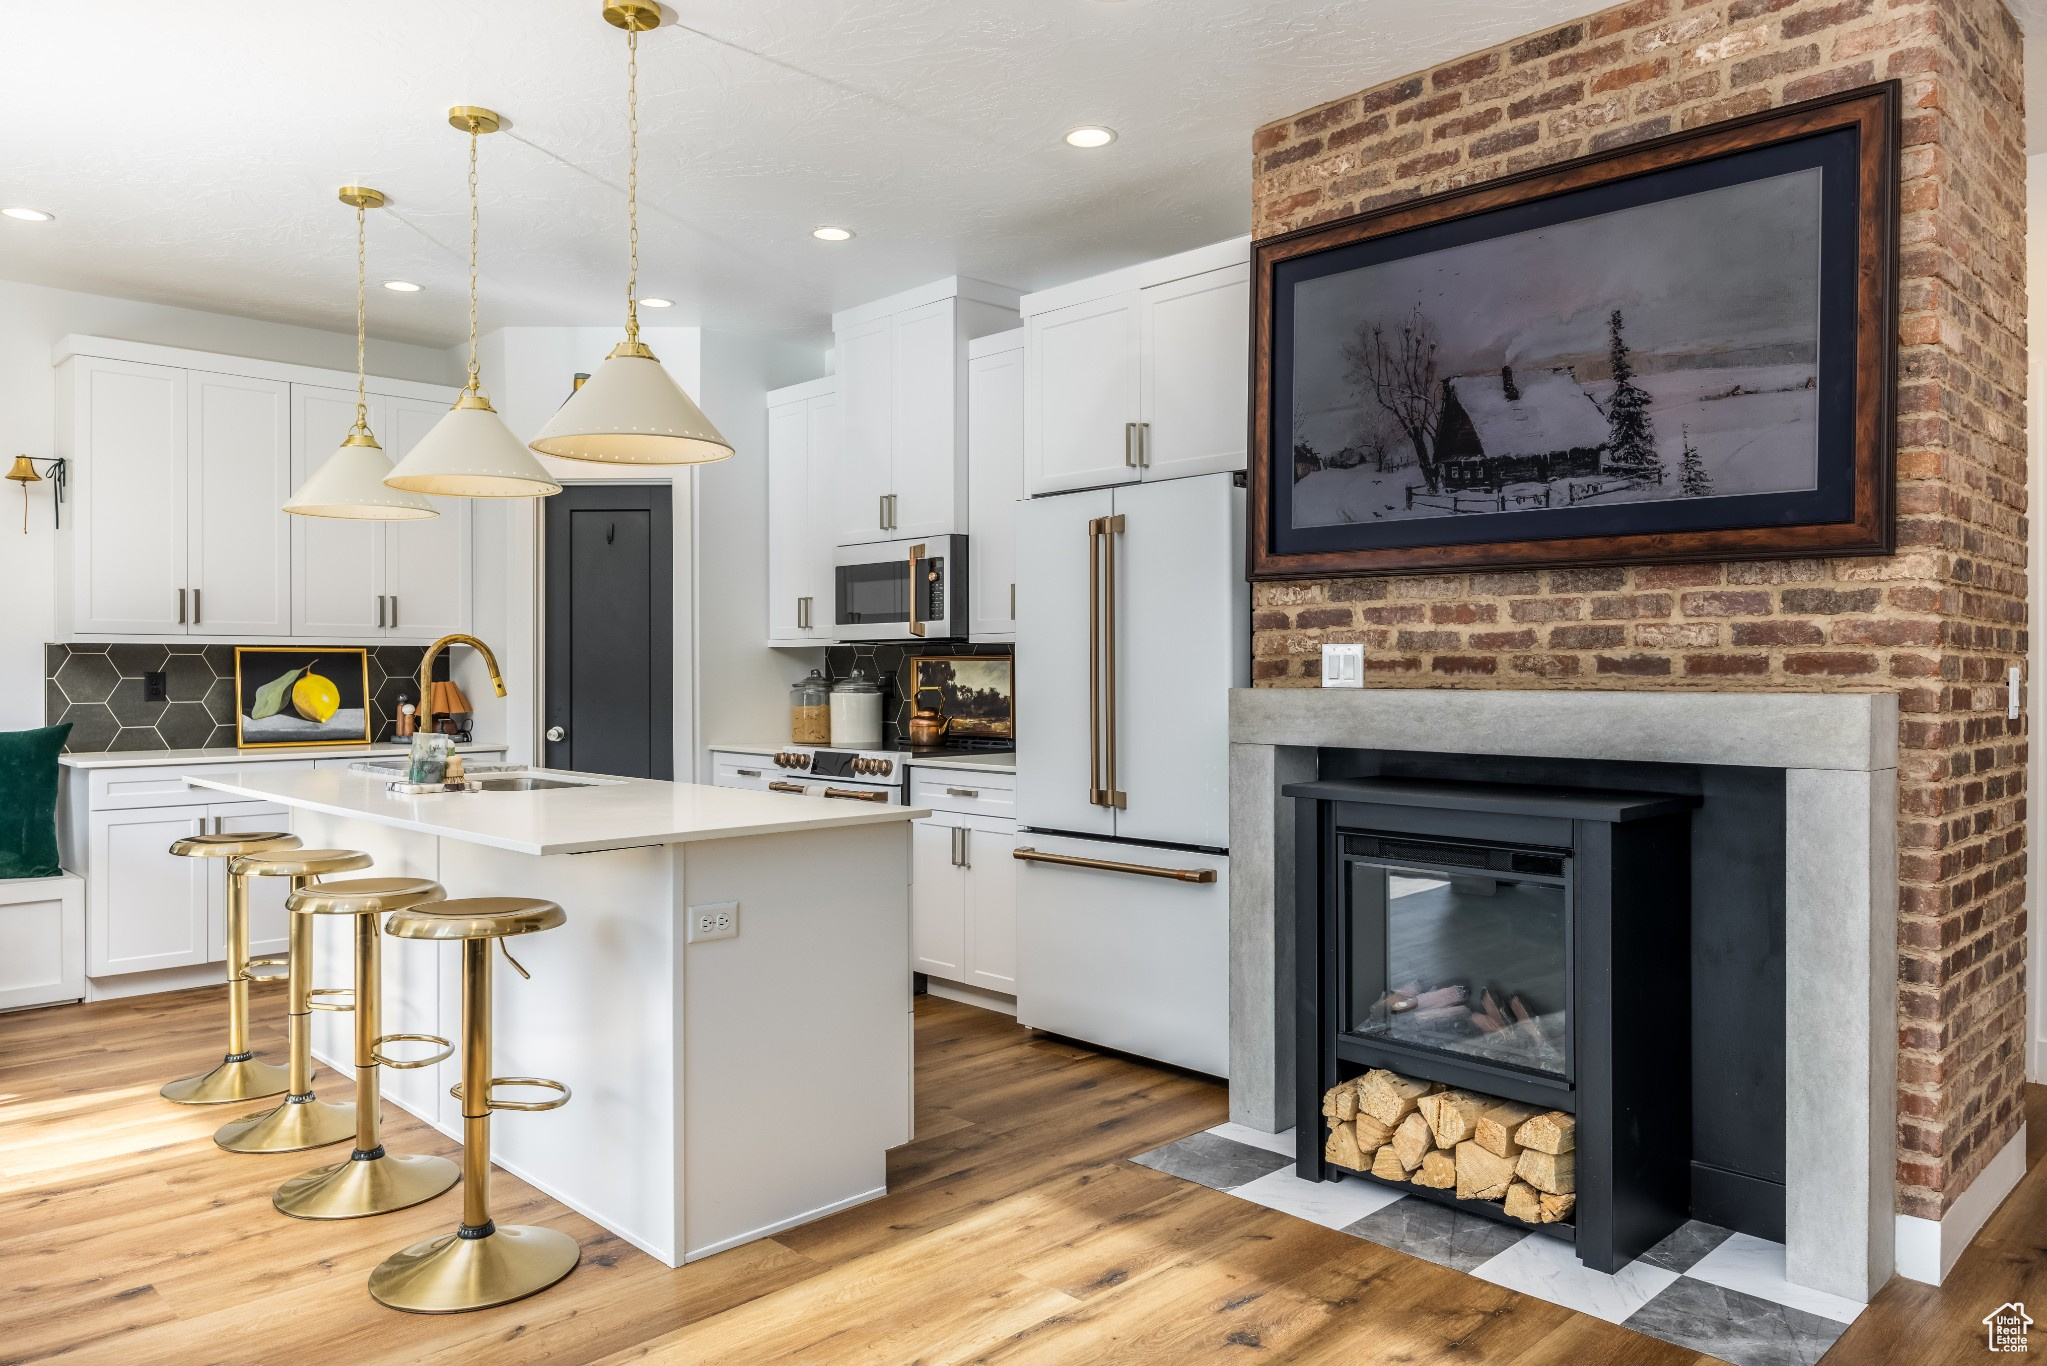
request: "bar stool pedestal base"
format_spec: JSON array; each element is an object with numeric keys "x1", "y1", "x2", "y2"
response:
[
  {"x1": 214, "y1": 1093, "x2": 356, "y2": 1153},
  {"x1": 160, "y1": 1055, "x2": 290, "y2": 1106},
  {"x1": 276, "y1": 1148, "x2": 459, "y2": 1220},
  {"x1": 368, "y1": 1224, "x2": 578, "y2": 1312}
]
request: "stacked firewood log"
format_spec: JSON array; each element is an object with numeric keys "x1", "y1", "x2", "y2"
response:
[{"x1": 1321, "y1": 1068, "x2": 1576, "y2": 1224}]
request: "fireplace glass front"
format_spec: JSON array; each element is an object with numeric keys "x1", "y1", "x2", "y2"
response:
[{"x1": 1341, "y1": 834, "x2": 1569, "y2": 1082}]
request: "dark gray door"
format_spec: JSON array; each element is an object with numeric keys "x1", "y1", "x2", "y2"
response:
[{"x1": 543, "y1": 485, "x2": 672, "y2": 779}]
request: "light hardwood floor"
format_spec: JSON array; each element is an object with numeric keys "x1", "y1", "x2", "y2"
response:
[{"x1": 3, "y1": 986, "x2": 2033, "y2": 1363}]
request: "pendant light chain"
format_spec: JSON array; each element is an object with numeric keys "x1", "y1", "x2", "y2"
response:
[
  {"x1": 353, "y1": 200, "x2": 369, "y2": 436},
  {"x1": 625, "y1": 24, "x2": 641, "y2": 344},
  {"x1": 466, "y1": 124, "x2": 482, "y2": 394}
]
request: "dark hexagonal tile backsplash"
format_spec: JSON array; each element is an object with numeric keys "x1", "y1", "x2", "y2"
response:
[{"x1": 46, "y1": 642, "x2": 429, "y2": 753}]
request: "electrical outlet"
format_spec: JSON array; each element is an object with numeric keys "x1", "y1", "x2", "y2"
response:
[
  {"x1": 1321, "y1": 642, "x2": 1364, "y2": 688},
  {"x1": 143, "y1": 671, "x2": 168, "y2": 703},
  {"x1": 686, "y1": 901, "x2": 739, "y2": 944}
]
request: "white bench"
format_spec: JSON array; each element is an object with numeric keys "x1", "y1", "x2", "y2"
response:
[{"x1": 0, "y1": 872, "x2": 84, "y2": 1011}]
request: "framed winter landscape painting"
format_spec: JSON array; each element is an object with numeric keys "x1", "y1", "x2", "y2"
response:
[{"x1": 1249, "y1": 83, "x2": 1898, "y2": 577}]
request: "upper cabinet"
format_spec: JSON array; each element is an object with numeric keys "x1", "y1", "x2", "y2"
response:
[
  {"x1": 765, "y1": 376, "x2": 838, "y2": 646},
  {"x1": 967, "y1": 330, "x2": 1024, "y2": 643},
  {"x1": 831, "y1": 278, "x2": 1020, "y2": 546},
  {"x1": 54, "y1": 338, "x2": 464, "y2": 643},
  {"x1": 1021, "y1": 238, "x2": 1251, "y2": 497}
]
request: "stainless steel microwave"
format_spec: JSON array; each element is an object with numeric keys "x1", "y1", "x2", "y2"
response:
[{"x1": 833, "y1": 535, "x2": 966, "y2": 641}]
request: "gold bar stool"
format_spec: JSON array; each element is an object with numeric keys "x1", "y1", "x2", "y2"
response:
[
  {"x1": 211, "y1": 848, "x2": 374, "y2": 1153},
  {"x1": 274, "y1": 876, "x2": 461, "y2": 1219},
  {"x1": 161, "y1": 831, "x2": 304, "y2": 1105},
  {"x1": 369, "y1": 897, "x2": 578, "y2": 1313}
]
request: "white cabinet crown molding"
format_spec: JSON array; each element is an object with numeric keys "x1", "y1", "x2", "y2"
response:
[
  {"x1": 764, "y1": 375, "x2": 836, "y2": 407},
  {"x1": 831, "y1": 276, "x2": 1022, "y2": 332},
  {"x1": 1018, "y1": 236, "x2": 1251, "y2": 319},
  {"x1": 968, "y1": 328, "x2": 1024, "y2": 360},
  {"x1": 52, "y1": 334, "x2": 457, "y2": 404}
]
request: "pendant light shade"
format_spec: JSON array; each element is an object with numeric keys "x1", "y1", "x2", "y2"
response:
[
  {"x1": 286, "y1": 186, "x2": 438, "y2": 521},
  {"x1": 529, "y1": 2, "x2": 732, "y2": 467},
  {"x1": 528, "y1": 343, "x2": 733, "y2": 465},
  {"x1": 386, "y1": 108, "x2": 563, "y2": 498}
]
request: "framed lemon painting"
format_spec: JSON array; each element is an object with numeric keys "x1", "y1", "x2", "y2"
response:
[{"x1": 233, "y1": 647, "x2": 373, "y2": 748}]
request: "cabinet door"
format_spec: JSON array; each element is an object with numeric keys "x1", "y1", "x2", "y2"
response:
[
  {"x1": 291, "y1": 385, "x2": 386, "y2": 637},
  {"x1": 1024, "y1": 292, "x2": 1139, "y2": 496},
  {"x1": 967, "y1": 345, "x2": 1023, "y2": 642},
  {"x1": 765, "y1": 399, "x2": 811, "y2": 644},
  {"x1": 1013, "y1": 489, "x2": 1117, "y2": 840},
  {"x1": 960, "y1": 820, "x2": 1016, "y2": 993},
  {"x1": 87, "y1": 806, "x2": 209, "y2": 975},
  {"x1": 834, "y1": 315, "x2": 895, "y2": 544},
  {"x1": 1138, "y1": 264, "x2": 1250, "y2": 482},
  {"x1": 1109, "y1": 475, "x2": 1244, "y2": 849},
  {"x1": 910, "y1": 817, "x2": 965, "y2": 978},
  {"x1": 382, "y1": 396, "x2": 471, "y2": 640},
  {"x1": 802, "y1": 394, "x2": 840, "y2": 637},
  {"x1": 188, "y1": 371, "x2": 293, "y2": 636},
  {"x1": 887, "y1": 299, "x2": 961, "y2": 540},
  {"x1": 71, "y1": 357, "x2": 190, "y2": 634},
  {"x1": 208, "y1": 802, "x2": 295, "y2": 960}
]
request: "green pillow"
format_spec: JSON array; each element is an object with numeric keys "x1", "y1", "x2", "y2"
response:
[{"x1": 0, "y1": 723, "x2": 70, "y2": 879}]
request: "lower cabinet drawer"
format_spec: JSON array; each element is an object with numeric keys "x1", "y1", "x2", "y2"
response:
[{"x1": 909, "y1": 768, "x2": 1016, "y2": 819}]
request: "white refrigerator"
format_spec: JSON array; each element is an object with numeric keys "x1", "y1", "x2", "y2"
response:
[{"x1": 1013, "y1": 472, "x2": 1247, "y2": 1076}]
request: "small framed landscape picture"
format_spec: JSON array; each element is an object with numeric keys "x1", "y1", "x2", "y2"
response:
[
  {"x1": 233, "y1": 647, "x2": 372, "y2": 749},
  {"x1": 912, "y1": 655, "x2": 1014, "y2": 740}
]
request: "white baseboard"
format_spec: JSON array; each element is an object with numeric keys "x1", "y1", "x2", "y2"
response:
[
  {"x1": 1895, "y1": 1122, "x2": 2027, "y2": 1284},
  {"x1": 925, "y1": 977, "x2": 1017, "y2": 1016},
  {"x1": 85, "y1": 962, "x2": 225, "y2": 1001}
]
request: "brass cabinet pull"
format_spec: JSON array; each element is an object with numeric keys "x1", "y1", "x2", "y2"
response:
[
  {"x1": 1012, "y1": 846, "x2": 1216, "y2": 883},
  {"x1": 1124, "y1": 421, "x2": 1137, "y2": 468},
  {"x1": 959, "y1": 825, "x2": 971, "y2": 869},
  {"x1": 768, "y1": 780, "x2": 807, "y2": 794},
  {"x1": 945, "y1": 787, "x2": 979, "y2": 799},
  {"x1": 1137, "y1": 421, "x2": 1151, "y2": 468},
  {"x1": 825, "y1": 786, "x2": 889, "y2": 803},
  {"x1": 797, "y1": 595, "x2": 812, "y2": 630},
  {"x1": 950, "y1": 824, "x2": 963, "y2": 866},
  {"x1": 735, "y1": 768, "x2": 762, "y2": 778}
]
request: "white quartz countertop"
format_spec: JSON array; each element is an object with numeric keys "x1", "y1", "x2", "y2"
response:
[
  {"x1": 61, "y1": 741, "x2": 507, "y2": 770},
  {"x1": 184, "y1": 766, "x2": 926, "y2": 857}
]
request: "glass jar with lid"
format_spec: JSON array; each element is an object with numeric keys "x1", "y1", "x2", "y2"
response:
[
  {"x1": 789, "y1": 669, "x2": 831, "y2": 744},
  {"x1": 829, "y1": 667, "x2": 884, "y2": 749}
]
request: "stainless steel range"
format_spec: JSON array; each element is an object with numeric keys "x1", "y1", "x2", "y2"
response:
[{"x1": 709, "y1": 745, "x2": 909, "y2": 804}]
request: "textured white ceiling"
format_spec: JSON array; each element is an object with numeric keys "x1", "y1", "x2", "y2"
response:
[{"x1": 14, "y1": 0, "x2": 2008, "y2": 350}]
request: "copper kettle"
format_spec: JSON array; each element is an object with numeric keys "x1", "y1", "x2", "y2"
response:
[{"x1": 906, "y1": 686, "x2": 949, "y2": 748}]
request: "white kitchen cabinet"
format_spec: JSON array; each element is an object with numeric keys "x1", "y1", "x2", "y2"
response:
[
  {"x1": 87, "y1": 805, "x2": 211, "y2": 976},
  {"x1": 765, "y1": 378, "x2": 837, "y2": 645},
  {"x1": 60, "y1": 356, "x2": 191, "y2": 635},
  {"x1": 208, "y1": 801, "x2": 296, "y2": 961},
  {"x1": 832, "y1": 278, "x2": 1020, "y2": 546},
  {"x1": 908, "y1": 770, "x2": 1017, "y2": 995},
  {"x1": 292, "y1": 385, "x2": 470, "y2": 640},
  {"x1": 967, "y1": 331, "x2": 1023, "y2": 642},
  {"x1": 0, "y1": 876, "x2": 85, "y2": 1011},
  {"x1": 187, "y1": 371, "x2": 294, "y2": 637},
  {"x1": 1137, "y1": 265, "x2": 1251, "y2": 482},
  {"x1": 1021, "y1": 239, "x2": 1250, "y2": 497},
  {"x1": 910, "y1": 819, "x2": 964, "y2": 978},
  {"x1": 709, "y1": 750, "x2": 776, "y2": 790}
]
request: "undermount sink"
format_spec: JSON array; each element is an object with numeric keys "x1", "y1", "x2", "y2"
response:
[{"x1": 474, "y1": 775, "x2": 594, "y2": 792}]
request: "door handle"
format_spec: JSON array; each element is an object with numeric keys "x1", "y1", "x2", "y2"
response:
[
  {"x1": 388, "y1": 595, "x2": 397, "y2": 629},
  {"x1": 797, "y1": 595, "x2": 812, "y2": 630},
  {"x1": 1137, "y1": 421, "x2": 1151, "y2": 468},
  {"x1": 1010, "y1": 582, "x2": 1016, "y2": 621},
  {"x1": 959, "y1": 826, "x2": 970, "y2": 869},
  {"x1": 177, "y1": 588, "x2": 187, "y2": 625},
  {"x1": 545, "y1": 725, "x2": 566, "y2": 742},
  {"x1": 824, "y1": 786, "x2": 889, "y2": 803},
  {"x1": 191, "y1": 589, "x2": 200, "y2": 626},
  {"x1": 906, "y1": 543, "x2": 927, "y2": 638},
  {"x1": 377, "y1": 595, "x2": 386, "y2": 628},
  {"x1": 879, "y1": 494, "x2": 888, "y2": 531},
  {"x1": 1088, "y1": 513, "x2": 1127, "y2": 810},
  {"x1": 1124, "y1": 422, "x2": 1137, "y2": 468},
  {"x1": 1013, "y1": 846, "x2": 1215, "y2": 883},
  {"x1": 950, "y1": 825, "x2": 962, "y2": 867}
]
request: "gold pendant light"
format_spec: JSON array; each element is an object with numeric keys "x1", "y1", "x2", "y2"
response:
[
  {"x1": 285, "y1": 188, "x2": 438, "y2": 520},
  {"x1": 527, "y1": 1, "x2": 734, "y2": 466},
  {"x1": 385, "y1": 109, "x2": 563, "y2": 498}
]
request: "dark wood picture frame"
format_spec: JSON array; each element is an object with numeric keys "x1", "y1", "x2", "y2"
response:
[{"x1": 1248, "y1": 82, "x2": 1899, "y2": 579}]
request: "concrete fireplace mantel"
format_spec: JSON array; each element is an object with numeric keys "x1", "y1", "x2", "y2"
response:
[{"x1": 1228, "y1": 686, "x2": 1897, "y2": 1301}]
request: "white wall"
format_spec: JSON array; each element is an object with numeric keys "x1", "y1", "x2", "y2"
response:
[{"x1": 0, "y1": 277, "x2": 455, "y2": 733}]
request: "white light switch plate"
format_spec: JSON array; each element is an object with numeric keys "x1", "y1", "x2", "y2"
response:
[
  {"x1": 686, "y1": 901, "x2": 739, "y2": 943},
  {"x1": 1321, "y1": 642, "x2": 1364, "y2": 688}
]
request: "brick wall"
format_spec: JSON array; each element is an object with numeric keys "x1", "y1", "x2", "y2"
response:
[{"x1": 1251, "y1": 0, "x2": 2027, "y2": 1221}]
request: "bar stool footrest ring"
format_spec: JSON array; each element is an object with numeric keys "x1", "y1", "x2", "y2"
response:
[
  {"x1": 371, "y1": 1032, "x2": 455, "y2": 1069},
  {"x1": 242, "y1": 955, "x2": 289, "y2": 983},
  {"x1": 308, "y1": 987, "x2": 356, "y2": 1012},
  {"x1": 450, "y1": 1076, "x2": 572, "y2": 1112}
]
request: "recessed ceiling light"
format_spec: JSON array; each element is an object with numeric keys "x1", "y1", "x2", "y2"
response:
[
  {"x1": 1064, "y1": 126, "x2": 1117, "y2": 148},
  {"x1": 811, "y1": 226, "x2": 854, "y2": 242},
  {"x1": 382, "y1": 280, "x2": 422, "y2": 293},
  {"x1": 2, "y1": 206, "x2": 54, "y2": 222},
  {"x1": 640, "y1": 296, "x2": 674, "y2": 308}
]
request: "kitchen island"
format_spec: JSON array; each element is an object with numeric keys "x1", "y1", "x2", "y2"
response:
[{"x1": 185, "y1": 765, "x2": 923, "y2": 1268}]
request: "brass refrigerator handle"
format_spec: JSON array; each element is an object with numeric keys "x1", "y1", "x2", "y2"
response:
[
  {"x1": 824, "y1": 786, "x2": 889, "y2": 803},
  {"x1": 1102, "y1": 512, "x2": 1126, "y2": 810},
  {"x1": 1087, "y1": 517, "x2": 1101, "y2": 805},
  {"x1": 1012, "y1": 846, "x2": 1216, "y2": 884}
]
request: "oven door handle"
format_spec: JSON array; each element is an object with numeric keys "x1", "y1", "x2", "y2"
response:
[
  {"x1": 768, "y1": 781, "x2": 809, "y2": 795},
  {"x1": 823, "y1": 786, "x2": 891, "y2": 803},
  {"x1": 1011, "y1": 846, "x2": 1215, "y2": 883}
]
